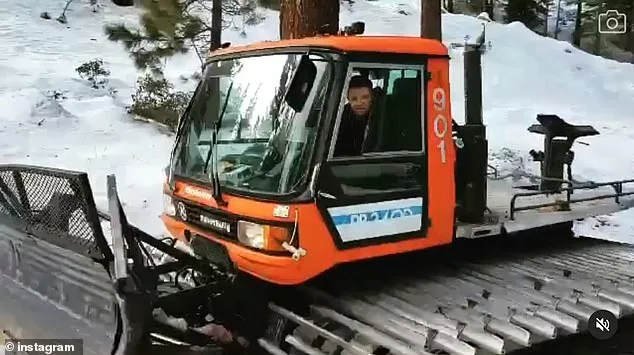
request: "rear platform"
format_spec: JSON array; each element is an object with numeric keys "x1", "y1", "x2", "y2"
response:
[
  {"x1": 454, "y1": 114, "x2": 634, "y2": 240},
  {"x1": 455, "y1": 175, "x2": 634, "y2": 239}
]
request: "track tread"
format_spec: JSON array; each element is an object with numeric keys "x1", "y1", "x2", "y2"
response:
[{"x1": 267, "y1": 238, "x2": 634, "y2": 355}]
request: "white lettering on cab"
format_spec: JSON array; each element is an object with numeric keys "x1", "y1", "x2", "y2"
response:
[{"x1": 432, "y1": 87, "x2": 448, "y2": 164}]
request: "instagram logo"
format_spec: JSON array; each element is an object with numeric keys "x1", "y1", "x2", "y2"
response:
[{"x1": 598, "y1": 10, "x2": 627, "y2": 34}]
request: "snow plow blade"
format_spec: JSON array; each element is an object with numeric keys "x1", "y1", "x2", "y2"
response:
[
  {"x1": 0, "y1": 165, "x2": 230, "y2": 354},
  {"x1": 0, "y1": 165, "x2": 116, "y2": 354}
]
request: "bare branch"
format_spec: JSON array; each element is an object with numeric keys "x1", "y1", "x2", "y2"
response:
[
  {"x1": 189, "y1": 39, "x2": 205, "y2": 66},
  {"x1": 56, "y1": 0, "x2": 75, "y2": 23}
]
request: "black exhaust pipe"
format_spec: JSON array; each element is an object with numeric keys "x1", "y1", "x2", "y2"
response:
[{"x1": 456, "y1": 45, "x2": 488, "y2": 223}]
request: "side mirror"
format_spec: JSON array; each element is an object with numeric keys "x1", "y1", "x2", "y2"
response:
[{"x1": 284, "y1": 54, "x2": 317, "y2": 112}]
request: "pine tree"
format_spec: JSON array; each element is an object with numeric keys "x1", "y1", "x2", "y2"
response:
[
  {"x1": 578, "y1": 0, "x2": 603, "y2": 53},
  {"x1": 104, "y1": 0, "x2": 264, "y2": 73},
  {"x1": 503, "y1": 0, "x2": 552, "y2": 32},
  {"x1": 565, "y1": 0, "x2": 583, "y2": 46},
  {"x1": 258, "y1": 0, "x2": 280, "y2": 11},
  {"x1": 445, "y1": 0, "x2": 455, "y2": 13}
]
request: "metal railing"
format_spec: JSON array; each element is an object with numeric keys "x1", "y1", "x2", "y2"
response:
[{"x1": 509, "y1": 178, "x2": 634, "y2": 220}]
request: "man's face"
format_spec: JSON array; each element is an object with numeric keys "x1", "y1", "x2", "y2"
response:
[{"x1": 347, "y1": 86, "x2": 372, "y2": 116}]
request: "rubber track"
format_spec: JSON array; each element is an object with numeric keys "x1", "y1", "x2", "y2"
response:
[{"x1": 259, "y1": 238, "x2": 634, "y2": 355}]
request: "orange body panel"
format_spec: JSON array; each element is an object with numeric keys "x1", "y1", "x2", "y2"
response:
[
  {"x1": 163, "y1": 39, "x2": 457, "y2": 285},
  {"x1": 425, "y1": 57, "x2": 457, "y2": 246},
  {"x1": 210, "y1": 36, "x2": 449, "y2": 58}
]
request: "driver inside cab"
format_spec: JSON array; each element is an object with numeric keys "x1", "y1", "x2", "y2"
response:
[{"x1": 334, "y1": 75, "x2": 377, "y2": 157}]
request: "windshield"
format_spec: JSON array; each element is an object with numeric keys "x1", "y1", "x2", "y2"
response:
[{"x1": 171, "y1": 53, "x2": 331, "y2": 195}]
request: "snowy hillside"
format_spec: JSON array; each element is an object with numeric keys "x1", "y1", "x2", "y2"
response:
[{"x1": 1, "y1": 0, "x2": 633, "y2": 242}]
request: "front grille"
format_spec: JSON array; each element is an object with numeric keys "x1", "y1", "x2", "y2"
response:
[{"x1": 175, "y1": 200, "x2": 237, "y2": 240}]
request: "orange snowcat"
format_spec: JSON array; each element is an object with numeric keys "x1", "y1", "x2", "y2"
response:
[{"x1": 2, "y1": 22, "x2": 634, "y2": 355}]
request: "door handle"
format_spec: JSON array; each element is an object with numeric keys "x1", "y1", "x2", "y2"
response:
[{"x1": 317, "y1": 191, "x2": 337, "y2": 200}]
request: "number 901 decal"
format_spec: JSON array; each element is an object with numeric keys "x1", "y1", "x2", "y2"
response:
[{"x1": 432, "y1": 87, "x2": 448, "y2": 164}]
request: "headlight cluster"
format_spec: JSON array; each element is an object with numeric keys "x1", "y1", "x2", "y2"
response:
[
  {"x1": 237, "y1": 220, "x2": 293, "y2": 252},
  {"x1": 164, "y1": 193, "x2": 295, "y2": 253}
]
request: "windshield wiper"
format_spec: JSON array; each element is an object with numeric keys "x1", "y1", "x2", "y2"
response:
[{"x1": 203, "y1": 81, "x2": 233, "y2": 206}]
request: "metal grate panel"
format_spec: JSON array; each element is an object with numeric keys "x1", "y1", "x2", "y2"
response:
[{"x1": 0, "y1": 165, "x2": 111, "y2": 261}]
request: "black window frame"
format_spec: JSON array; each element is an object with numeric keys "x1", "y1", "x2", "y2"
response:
[{"x1": 327, "y1": 61, "x2": 427, "y2": 160}]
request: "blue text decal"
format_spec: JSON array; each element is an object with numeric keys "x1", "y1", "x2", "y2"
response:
[{"x1": 331, "y1": 205, "x2": 423, "y2": 226}]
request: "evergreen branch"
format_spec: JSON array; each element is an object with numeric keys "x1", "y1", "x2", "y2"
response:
[
  {"x1": 105, "y1": 0, "x2": 262, "y2": 71},
  {"x1": 195, "y1": 1, "x2": 212, "y2": 13},
  {"x1": 181, "y1": 0, "x2": 200, "y2": 12}
]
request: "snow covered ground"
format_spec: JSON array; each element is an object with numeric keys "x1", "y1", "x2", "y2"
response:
[{"x1": 1, "y1": 0, "x2": 633, "y2": 242}]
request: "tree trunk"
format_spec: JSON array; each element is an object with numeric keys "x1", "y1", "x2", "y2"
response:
[
  {"x1": 592, "y1": 8, "x2": 601, "y2": 55},
  {"x1": 554, "y1": 0, "x2": 562, "y2": 39},
  {"x1": 279, "y1": 0, "x2": 339, "y2": 39},
  {"x1": 446, "y1": 0, "x2": 454, "y2": 13},
  {"x1": 537, "y1": 1, "x2": 550, "y2": 37},
  {"x1": 422, "y1": 0, "x2": 442, "y2": 40},
  {"x1": 572, "y1": 0, "x2": 582, "y2": 47},
  {"x1": 627, "y1": 7, "x2": 634, "y2": 53},
  {"x1": 210, "y1": 0, "x2": 222, "y2": 50},
  {"x1": 485, "y1": 0, "x2": 494, "y2": 21}
]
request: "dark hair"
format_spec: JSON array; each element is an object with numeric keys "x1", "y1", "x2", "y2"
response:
[{"x1": 348, "y1": 75, "x2": 373, "y2": 90}]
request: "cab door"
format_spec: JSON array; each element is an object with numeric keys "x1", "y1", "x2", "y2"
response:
[{"x1": 315, "y1": 61, "x2": 429, "y2": 249}]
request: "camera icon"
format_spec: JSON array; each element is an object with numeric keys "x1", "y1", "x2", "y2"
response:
[{"x1": 598, "y1": 10, "x2": 627, "y2": 34}]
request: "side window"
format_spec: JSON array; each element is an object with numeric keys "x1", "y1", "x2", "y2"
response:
[
  {"x1": 387, "y1": 69, "x2": 418, "y2": 94},
  {"x1": 332, "y1": 65, "x2": 423, "y2": 158}
]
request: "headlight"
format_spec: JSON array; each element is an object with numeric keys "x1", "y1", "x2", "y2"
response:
[
  {"x1": 163, "y1": 194, "x2": 176, "y2": 216},
  {"x1": 237, "y1": 220, "x2": 293, "y2": 251},
  {"x1": 237, "y1": 221, "x2": 265, "y2": 248}
]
